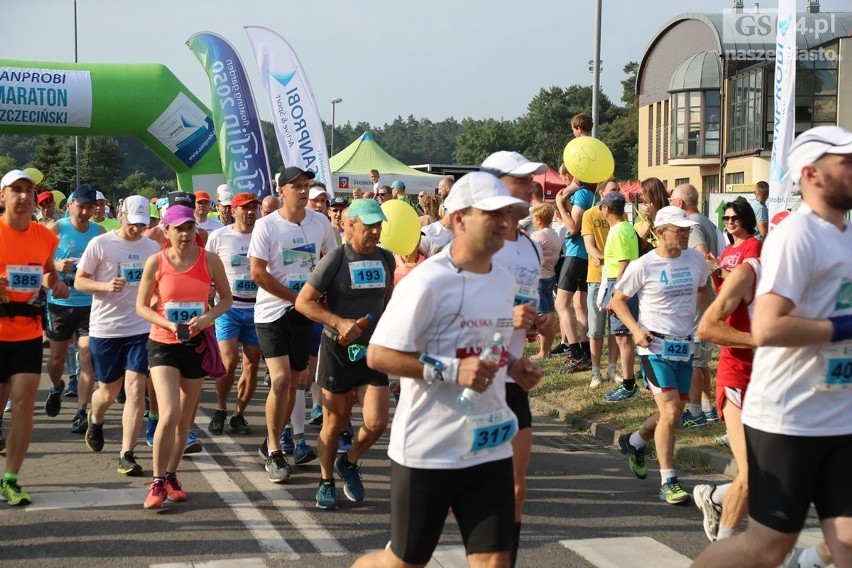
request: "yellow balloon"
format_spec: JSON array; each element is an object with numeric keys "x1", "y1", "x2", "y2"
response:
[
  {"x1": 380, "y1": 199, "x2": 420, "y2": 256},
  {"x1": 562, "y1": 136, "x2": 615, "y2": 184},
  {"x1": 23, "y1": 167, "x2": 44, "y2": 186},
  {"x1": 51, "y1": 190, "x2": 66, "y2": 204}
]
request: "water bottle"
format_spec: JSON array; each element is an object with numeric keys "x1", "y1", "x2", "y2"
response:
[
  {"x1": 456, "y1": 332, "x2": 504, "y2": 414},
  {"x1": 337, "y1": 313, "x2": 373, "y2": 346}
]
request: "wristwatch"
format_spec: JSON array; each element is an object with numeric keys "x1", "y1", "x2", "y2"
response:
[{"x1": 713, "y1": 267, "x2": 723, "y2": 278}]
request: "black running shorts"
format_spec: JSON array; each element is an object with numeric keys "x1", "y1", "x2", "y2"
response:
[
  {"x1": 505, "y1": 382, "x2": 532, "y2": 430},
  {"x1": 254, "y1": 308, "x2": 312, "y2": 372},
  {"x1": 557, "y1": 257, "x2": 588, "y2": 293},
  {"x1": 0, "y1": 338, "x2": 43, "y2": 382}
]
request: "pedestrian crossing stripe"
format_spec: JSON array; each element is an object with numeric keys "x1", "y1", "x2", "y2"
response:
[{"x1": 560, "y1": 537, "x2": 691, "y2": 568}]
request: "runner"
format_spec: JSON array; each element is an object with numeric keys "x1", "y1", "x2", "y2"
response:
[
  {"x1": 295, "y1": 199, "x2": 395, "y2": 509},
  {"x1": 75, "y1": 195, "x2": 159, "y2": 476},
  {"x1": 0, "y1": 170, "x2": 68, "y2": 506},
  {"x1": 135, "y1": 204, "x2": 232, "y2": 509},
  {"x1": 352, "y1": 171, "x2": 540, "y2": 567},
  {"x1": 205, "y1": 193, "x2": 263, "y2": 437}
]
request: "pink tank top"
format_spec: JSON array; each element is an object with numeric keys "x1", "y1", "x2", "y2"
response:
[{"x1": 150, "y1": 248, "x2": 211, "y2": 344}]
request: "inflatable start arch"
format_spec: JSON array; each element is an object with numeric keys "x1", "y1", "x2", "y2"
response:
[{"x1": 0, "y1": 60, "x2": 224, "y2": 190}]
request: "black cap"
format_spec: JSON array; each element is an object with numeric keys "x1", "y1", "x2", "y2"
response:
[
  {"x1": 168, "y1": 191, "x2": 195, "y2": 208},
  {"x1": 70, "y1": 184, "x2": 97, "y2": 204},
  {"x1": 329, "y1": 196, "x2": 349, "y2": 208},
  {"x1": 277, "y1": 166, "x2": 316, "y2": 186}
]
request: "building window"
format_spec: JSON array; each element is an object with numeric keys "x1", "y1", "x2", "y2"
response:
[
  {"x1": 655, "y1": 101, "x2": 663, "y2": 166},
  {"x1": 671, "y1": 90, "x2": 720, "y2": 158},
  {"x1": 663, "y1": 99, "x2": 670, "y2": 163},
  {"x1": 728, "y1": 69, "x2": 763, "y2": 154},
  {"x1": 702, "y1": 174, "x2": 719, "y2": 194},
  {"x1": 674, "y1": 177, "x2": 690, "y2": 186},
  {"x1": 725, "y1": 172, "x2": 745, "y2": 186},
  {"x1": 647, "y1": 104, "x2": 654, "y2": 167}
]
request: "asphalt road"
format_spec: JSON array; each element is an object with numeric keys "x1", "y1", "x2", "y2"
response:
[{"x1": 0, "y1": 374, "x2": 822, "y2": 568}]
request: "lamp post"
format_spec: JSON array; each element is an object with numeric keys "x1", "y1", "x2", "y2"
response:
[
  {"x1": 330, "y1": 97, "x2": 342, "y2": 156},
  {"x1": 74, "y1": 0, "x2": 81, "y2": 188}
]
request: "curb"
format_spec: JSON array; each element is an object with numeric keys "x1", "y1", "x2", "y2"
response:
[{"x1": 529, "y1": 396, "x2": 738, "y2": 479}]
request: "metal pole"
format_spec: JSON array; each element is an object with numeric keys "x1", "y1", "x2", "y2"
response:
[
  {"x1": 331, "y1": 103, "x2": 336, "y2": 156},
  {"x1": 74, "y1": 0, "x2": 81, "y2": 188},
  {"x1": 591, "y1": 0, "x2": 602, "y2": 137}
]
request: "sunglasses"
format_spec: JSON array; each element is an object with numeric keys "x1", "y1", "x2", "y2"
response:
[
  {"x1": 722, "y1": 215, "x2": 740, "y2": 223},
  {"x1": 376, "y1": 192, "x2": 389, "y2": 197}
]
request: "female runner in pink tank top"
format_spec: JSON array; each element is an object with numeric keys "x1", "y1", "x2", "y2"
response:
[{"x1": 135, "y1": 205, "x2": 232, "y2": 509}]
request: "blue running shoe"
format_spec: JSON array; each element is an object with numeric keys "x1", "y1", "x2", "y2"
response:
[
  {"x1": 337, "y1": 422, "x2": 354, "y2": 454},
  {"x1": 704, "y1": 407, "x2": 720, "y2": 423},
  {"x1": 660, "y1": 477, "x2": 690, "y2": 505},
  {"x1": 678, "y1": 410, "x2": 708, "y2": 429},
  {"x1": 146, "y1": 417, "x2": 157, "y2": 446},
  {"x1": 605, "y1": 383, "x2": 638, "y2": 402},
  {"x1": 184, "y1": 431, "x2": 202, "y2": 454},
  {"x1": 44, "y1": 379, "x2": 65, "y2": 417},
  {"x1": 280, "y1": 424, "x2": 295, "y2": 454},
  {"x1": 64, "y1": 375, "x2": 78, "y2": 398},
  {"x1": 308, "y1": 404, "x2": 323, "y2": 426},
  {"x1": 315, "y1": 480, "x2": 338, "y2": 510},
  {"x1": 335, "y1": 453, "x2": 364, "y2": 501},
  {"x1": 293, "y1": 439, "x2": 317, "y2": 465}
]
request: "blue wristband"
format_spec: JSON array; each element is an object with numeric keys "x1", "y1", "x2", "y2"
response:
[{"x1": 829, "y1": 314, "x2": 852, "y2": 343}]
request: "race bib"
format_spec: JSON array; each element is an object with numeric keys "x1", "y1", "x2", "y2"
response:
[
  {"x1": 462, "y1": 407, "x2": 518, "y2": 460},
  {"x1": 165, "y1": 301, "x2": 204, "y2": 323},
  {"x1": 817, "y1": 342, "x2": 852, "y2": 391},
  {"x1": 349, "y1": 261, "x2": 386, "y2": 289},
  {"x1": 118, "y1": 262, "x2": 144, "y2": 286},
  {"x1": 286, "y1": 273, "x2": 309, "y2": 293},
  {"x1": 232, "y1": 275, "x2": 259, "y2": 296},
  {"x1": 662, "y1": 339, "x2": 692, "y2": 362},
  {"x1": 7, "y1": 265, "x2": 41, "y2": 293},
  {"x1": 514, "y1": 283, "x2": 539, "y2": 310}
]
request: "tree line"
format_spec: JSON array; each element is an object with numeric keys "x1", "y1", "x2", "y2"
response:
[{"x1": 0, "y1": 62, "x2": 638, "y2": 199}]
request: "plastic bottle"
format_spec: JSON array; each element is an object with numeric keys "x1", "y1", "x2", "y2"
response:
[
  {"x1": 337, "y1": 313, "x2": 373, "y2": 346},
  {"x1": 456, "y1": 332, "x2": 504, "y2": 414}
]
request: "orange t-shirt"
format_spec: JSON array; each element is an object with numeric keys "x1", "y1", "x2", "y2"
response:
[
  {"x1": 0, "y1": 219, "x2": 59, "y2": 341},
  {"x1": 150, "y1": 248, "x2": 211, "y2": 344}
]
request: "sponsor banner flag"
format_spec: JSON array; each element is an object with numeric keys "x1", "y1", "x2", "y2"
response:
[
  {"x1": 187, "y1": 32, "x2": 272, "y2": 197},
  {"x1": 147, "y1": 92, "x2": 216, "y2": 168},
  {"x1": 0, "y1": 67, "x2": 92, "y2": 127},
  {"x1": 767, "y1": 0, "x2": 797, "y2": 217},
  {"x1": 245, "y1": 26, "x2": 331, "y2": 186}
]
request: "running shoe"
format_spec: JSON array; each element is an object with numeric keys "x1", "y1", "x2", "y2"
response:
[
  {"x1": 704, "y1": 407, "x2": 720, "y2": 423},
  {"x1": 335, "y1": 453, "x2": 364, "y2": 501},
  {"x1": 118, "y1": 451, "x2": 143, "y2": 477},
  {"x1": 208, "y1": 409, "x2": 227, "y2": 435},
  {"x1": 145, "y1": 417, "x2": 157, "y2": 446},
  {"x1": 85, "y1": 411, "x2": 104, "y2": 452},
  {"x1": 4, "y1": 397, "x2": 10, "y2": 412},
  {"x1": 164, "y1": 474, "x2": 187, "y2": 502},
  {"x1": 782, "y1": 548, "x2": 805, "y2": 568},
  {"x1": 229, "y1": 413, "x2": 251, "y2": 435},
  {"x1": 266, "y1": 450, "x2": 291, "y2": 484},
  {"x1": 115, "y1": 385, "x2": 126, "y2": 404},
  {"x1": 64, "y1": 375, "x2": 78, "y2": 398},
  {"x1": 144, "y1": 480, "x2": 166, "y2": 509},
  {"x1": 337, "y1": 423, "x2": 354, "y2": 454},
  {"x1": 693, "y1": 484, "x2": 721, "y2": 542},
  {"x1": 549, "y1": 343, "x2": 571, "y2": 355},
  {"x1": 618, "y1": 433, "x2": 648, "y2": 479},
  {"x1": 70, "y1": 408, "x2": 87, "y2": 434},
  {"x1": 263, "y1": 372, "x2": 271, "y2": 387},
  {"x1": 589, "y1": 370, "x2": 603, "y2": 388},
  {"x1": 315, "y1": 480, "x2": 338, "y2": 510},
  {"x1": 388, "y1": 380, "x2": 400, "y2": 404},
  {"x1": 293, "y1": 439, "x2": 317, "y2": 465},
  {"x1": 678, "y1": 410, "x2": 708, "y2": 429},
  {"x1": 280, "y1": 425, "x2": 295, "y2": 454},
  {"x1": 563, "y1": 355, "x2": 592, "y2": 373},
  {"x1": 659, "y1": 477, "x2": 690, "y2": 505},
  {"x1": 44, "y1": 379, "x2": 64, "y2": 417},
  {"x1": 605, "y1": 369, "x2": 624, "y2": 383},
  {"x1": 308, "y1": 404, "x2": 323, "y2": 426},
  {"x1": 0, "y1": 478, "x2": 31, "y2": 506},
  {"x1": 605, "y1": 383, "x2": 638, "y2": 402},
  {"x1": 183, "y1": 432, "x2": 202, "y2": 455},
  {"x1": 258, "y1": 437, "x2": 270, "y2": 460},
  {"x1": 716, "y1": 433, "x2": 730, "y2": 448}
]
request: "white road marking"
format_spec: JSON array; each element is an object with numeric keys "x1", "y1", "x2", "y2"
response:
[
  {"x1": 151, "y1": 558, "x2": 266, "y2": 567},
  {"x1": 560, "y1": 536, "x2": 692, "y2": 568},
  {"x1": 26, "y1": 487, "x2": 142, "y2": 511}
]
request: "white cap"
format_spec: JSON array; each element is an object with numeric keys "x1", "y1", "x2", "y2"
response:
[
  {"x1": 309, "y1": 186, "x2": 333, "y2": 200},
  {"x1": 654, "y1": 206, "x2": 699, "y2": 228},
  {"x1": 95, "y1": 191, "x2": 106, "y2": 201},
  {"x1": 1, "y1": 169, "x2": 34, "y2": 188},
  {"x1": 443, "y1": 172, "x2": 526, "y2": 214},
  {"x1": 787, "y1": 125, "x2": 852, "y2": 184},
  {"x1": 480, "y1": 151, "x2": 547, "y2": 177},
  {"x1": 121, "y1": 195, "x2": 151, "y2": 225},
  {"x1": 216, "y1": 183, "x2": 233, "y2": 205}
]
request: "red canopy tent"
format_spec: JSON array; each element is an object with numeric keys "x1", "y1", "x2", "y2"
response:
[{"x1": 533, "y1": 166, "x2": 566, "y2": 200}]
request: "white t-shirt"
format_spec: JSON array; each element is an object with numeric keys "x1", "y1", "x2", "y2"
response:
[
  {"x1": 77, "y1": 231, "x2": 159, "y2": 338},
  {"x1": 198, "y1": 217, "x2": 224, "y2": 232},
  {"x1": 370, "y1": 249, "x2": 517, "y2": 469},
  {"x1": 420, "y1": 220, "x2": 453, "y2": 257},
  {"x1": 615, "y1": 248, "x2": 710, "y2": 356},
  {"x1": 743, "y1": 204, "x2": 852, "y2": 436},
  {"x1": 248, "y1": 208, "x2": 337, "y2": 323},
  {"x1": 493, "y1": 231, "x2": 542, "y2": 365},
  {"x1": 206, "y1": 225, "x2": 255, "y2": 309}
]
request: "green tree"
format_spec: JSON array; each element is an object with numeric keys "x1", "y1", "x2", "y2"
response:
[
  {"x1": 453, "y1": 118, "x2": 520, "y2": 164},
  {"x1": 81, "y1": 137, "x2": 125, "y2": 192},
  {"x1": 0, "y1": 155, "x2": 15, "y2": 174},
  {"x1": 32, "y1": 135, "x2": 76, "y2": 189}
]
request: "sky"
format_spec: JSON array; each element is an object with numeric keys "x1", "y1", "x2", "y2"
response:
[{"x1": 3, "y1": 0, "x2": 850, "y2": 129}]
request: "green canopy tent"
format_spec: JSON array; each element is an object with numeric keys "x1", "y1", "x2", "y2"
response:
[{"x1": 330, "y1": 132, "x2": 443, "y2": 194}]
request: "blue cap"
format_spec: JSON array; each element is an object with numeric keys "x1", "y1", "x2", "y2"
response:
[
  {"x1": 71, "y1": 184, "x2": 97, "y2": 204},
  {"x1": 348, "y1": 199, "x2": 387, "y2": 224},
  {"x1": 391, "y1": 180, "x2": 405, "y2": 190}
]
